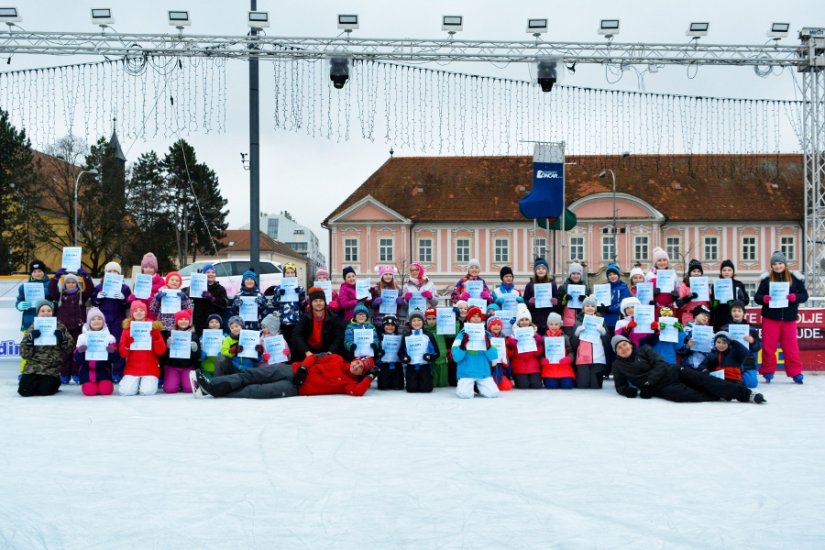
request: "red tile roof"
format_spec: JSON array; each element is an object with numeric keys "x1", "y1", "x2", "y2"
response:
[
  {"x1": 221, "y1": 230, "x2": 306, "y2": 261},
  {"x1": 325, "y1": 154, "x2": 803, "y2": 224}
]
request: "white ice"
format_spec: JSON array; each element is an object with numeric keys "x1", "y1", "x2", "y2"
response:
[{"x1": 1, "y1": 367, "x2": 823, "y2": 550}]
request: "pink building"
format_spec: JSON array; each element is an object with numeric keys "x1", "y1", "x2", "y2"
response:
[{"x1": 323, "y1": 154, "x2": 803, "y2": 300}]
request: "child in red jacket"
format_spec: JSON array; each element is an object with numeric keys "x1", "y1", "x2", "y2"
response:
[
  {"x1": 119, "y1": 300, "x2": 167, "y2": 396},
  {"x1": 542, "y1": 312, "x2": 575, "y2": 389},
  {"x1": 506, "y1": 305, "x2": 545, "y2": 389}
]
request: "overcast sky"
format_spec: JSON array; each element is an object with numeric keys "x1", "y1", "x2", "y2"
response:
[{"x1": 3, "y1": 0, "x2": 819, "y2": 264}]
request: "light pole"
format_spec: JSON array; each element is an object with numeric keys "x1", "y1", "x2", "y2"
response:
[
  {"x1": 74, "y1": 168, "x2": 98, "y2": 246},
  {"x1": 599, "y1": 152, "x2": 630, "y2": 264}
]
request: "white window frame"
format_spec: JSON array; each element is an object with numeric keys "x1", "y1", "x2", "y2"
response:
[
  {"x1": 744, "y1": 283, "x2": 757, "y2": 306},
  {"x1": 741, "y1": 236, "x2": 757, "y2": 262},
  {"x1": 703, "y1": 236, "x2": 719, "y2": 262},
  {"x1": 344, "y1": 238, "x2": 359, "y2": 263},
  {"x1": 418, "y1": 238, "x2": 433, "y2": 263},
  {"x1": 569, "y1": 236, "x2": 584, "y2": 262},
  {"x1": 455, "y1": 238, "x2": 471, "y2": 263},
  {"x1": 379, "y1": 237, "x2": 394, "y2": 262},
  {"x1": 534, "y1": 237, "x2": 547, "y2": 260},
  {"x1": 666, "y1": 237, "x2": 681, "y2": 264},
  {"x1": 634, "y1": 236, "x2": 649, "y2": 262},
  {"x1": 494, "y1": 238, "x2": 509, "y2": 263},
  {"x1": 780, "y1": 236, "x2": 795, "y2": 261},
  {"x1": 601, "y1": 235, "x2": 615, "y2": 262}
]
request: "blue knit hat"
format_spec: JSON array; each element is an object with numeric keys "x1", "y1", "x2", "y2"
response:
[
  {"x1": 353, "y1": 303, "x2": 370, "y2": 320},
  {"x1": 242, "y1": 270, "x2": 257, "y2": 285},
  {"x1": 606, "y1": 263, "x2": 622, "y2": 276},
  {"x1": 534, "y1": 258, "x2": 549, "y2": 270},
  {"x1": 202, "y1": 264, "x2": 216, "y2": 274}
]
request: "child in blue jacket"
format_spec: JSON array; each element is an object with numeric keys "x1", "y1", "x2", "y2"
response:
[{"x1": 451, "y1": 306, "x2": 500, "y2": 399}]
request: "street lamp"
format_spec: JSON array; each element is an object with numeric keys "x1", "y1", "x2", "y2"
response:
[
  {"x1": 74, "y1": 168, "x2": 98, "y2": 246},
  {"x1": 599, "y1": 152, "x2": 630, "y2": 263}
]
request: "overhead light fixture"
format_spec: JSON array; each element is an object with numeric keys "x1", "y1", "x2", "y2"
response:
[
  {"x1": 337, "y1": 14, "x2": 359, "y2": 32},
  {"x1": 168, "y1": 10, "x2": 190, "y2": 28},
  {"x1": 598, "y1": 19, "x2": 620, "y2": 38},
  {"x1": 0, "y1": 7, "x2": 20, "y2": 24},
  {"x1": 248, "y1": 11, "x2": 269, "y2": 29},
  {"x1": 90, "y1": 8, "x2": 114, "y2": 27},
  {"x1": 768, "y1": 22, "x2": 790, "y2": 39},
  {"x1": 686, "y1": 22, "x2": 709, "y2": 38},
  {"x1": 329, "y1": 57, "x2": 350, "y2": 89},
  {"x1": 527, "y1": 18, "x2": 548, "y2": 36},
  {"x1": 442, "y1": 15, "x2": 463, "y2": 35},
  {"x1": 536, "y1": 56, "x2": 564, "y2": 92}
]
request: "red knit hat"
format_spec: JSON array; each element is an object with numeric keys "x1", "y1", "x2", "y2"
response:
[
  {"x1": 165, "y1": 271, "x2": 182, "y2": 287},
  {"x1": 466, "y1": 306, "x2": 485, "y2": 321},
  {"x1": 174, "y1": 309, "x2": 193, "y2": 325},
  {"x1": 130, "y1": 300, "x2": 147, "y2": 318},
  {"x1": 356, "y1": 356, "x2": 375, "y2": 371},
  {"x1": 424, "y1": 306, "x2": 437, "y2": 318},
  {"x1": 486, "y1": 317, "x2": 503, "y2": 330}
]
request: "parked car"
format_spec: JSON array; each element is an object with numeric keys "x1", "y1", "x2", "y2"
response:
[{"x1": 178, "y1": 259, "x2": 283, "y2": 298}]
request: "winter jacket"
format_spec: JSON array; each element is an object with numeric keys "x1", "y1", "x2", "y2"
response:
[
  {"x1": 48, "y1": 271, "x2": 94, "y2": 333},
  {"x1": 344, "y1": 321, "x2": 379, "y2": 360},
  {"x1": 74, "y1": 330, "x2": 117, "y2": 384},
  {"x1": 90, "y1": 283, "x2": 131, "y2": 341},
  {"x1": 150, "y1": 288, "x2": 194, "y2": 332},
  {"x1": 677, "y1": 281, "x2": 710, "y2": 326},
  {"x1": 19, "y1": 322, "x2": 74, "y2": 377},
  {"x1": 400, "y1": 328, "x2": 439, "y2": 366},
  {"x1": 189, "y1": 280, "x2": 230, "y2": 333},
  {"x1": 291, "y1": 309, "x2": 346, "y2": 357},
  {"x1": 450, "y1": 276, "x2": 493, "y2": 305},
  {"x1": 16, "y1": 276, "x2": 51, "y2": 331},
  {"x1": 722, "y1": 321, "x2": 761, "y2": 371},
  {"x1": 338, "y1": 282, "x2": 363, "y2": 322},
  {"x1": 571, "y1": 324, "x2": 609, "y2": 366},
  {"x1": 370, "y1": 283, "x2": 405, "y2": 326},
  {"x1": 602, "y1": 279, "x2": 631, "y2": 329},
  {"x1": 558, "y1": 279, "x2": 590, "y2": 328},
  {"x1": 400, "y1": 277, "x2": 439, "y2": 323},
  {"x1": 218, "y1": 333, "x2": 259, "y2": 371},
  {"x1": 230, "y1": 288, "x2": 267, "y2": 330},
  {"x1": 128, "y1": 273, "x2": 165, "y2": 320},
  {"x1": 163, "y1": 328, "x2": 201, "y2": 369},
  {"x1": 615, "y1": 318, "x2": 657, "y2": 349},
  {"x1": 710, "y1": 278, "x2": 749, "y2": 331},
  {"x1": 754, "y1": 272, "x2": 808, "y2": 322},
  {"x1": 677, "y1": 323, "x2": 712, "y2": 369},
  {"x1": 265, "y1": 283, "x2": 306, "y2": 327},
  {"x1": 612, "y1": 345, "x2": 680, "y2": 397},
  {"x1": 292, "y1": 354, "x2": 373, "y2": 397},
  {"x1": 698, "y1": 340, "x2": 749, "y2": 382},
  {"x1": 522, "y1": 279, "x2": 560, "y2": 332},
  {"x1": 119, "y1": 320, "x2": 167, "y2": 378},
  {"x1": 645, "y1": 268, "x2": 678, "y2": 315},
  {"x1": 492, "y1": 284, "x2": 524, "y2": 310},
  {"x1": 506, "y1": 330, "x2": 545, "y2": 375},
  {"x1": 540, "y1": 330, "x2": 575, "y2": 379},
  {"x1": 451, "y1": 327, "x2": 499, "y2": 379}
]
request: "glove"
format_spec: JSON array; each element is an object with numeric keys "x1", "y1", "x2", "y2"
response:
[
  {"x1": 574, "y1": 326, "x2": 584, "y2": 336},
  {"x1": 113, "y1": 291, "x2": 125, "y2": 300},
  {"x1": 627, "y1": 320, "x2": 637, "y2": 330},
  {"x1": 106, "y1": 343, "x2": 117, "y2": 353},
  {"x1": 166, "y1": 337, "x2": 173, "y2": 346},
  {"x1": 578, "y1": 295, "x2": 585, "y2": 302},
  {"x1": 481, "y1": 290, "x2": 491, "y2": 300},
  {"x1": 16, "y1": 301, "x2": 31, "y2": 311},
  {"x1": 283, "y1": 348, "x2": 291, "y2": 359},
  {"x1": 368, "y1": 363, "x2": 381, "y2": 378},
  {"x1": 639, "y1": 384, "x2": 653, "y2": 399},
  {"x1": 670, "y1": 291, "x2": 680, "y2": 300},
  {"x1": 551, "y1": 297, "x2": 559, "y2": 306},
  {"x1": 123, "y1": 335, "x2": 134, "y2": 348},
  {"x1": 30, "y1": 329, "x2": 42, "y2": 339},
  {"x1": 54, "y1": 329, "x2": 65, "y2": 344},
  {"x1": 404, "y1": 292, "x2": 412, "y2": 301},
  {"x1": 596, "y1": 305, "x2": 608, "y2": 314},
  {"x1": 97, "y1": 291, "x2": 106, "y2": 300},
  {"x1": 55, "y1": 267, "x2": 68, "y2": 277},
  {"x1": 674, "y1": 322, "x2": 684, "y2": 331},
  {"x1": 460, "y1": 333, "x2": 469, "y2": 350},
  {"x1": 395, "y1": 296, "x2": 405, "y2": 305},
  {"x1": 559, "y1": 356, "x2": 572, "y2": 366},
  {"x1": 690, "y1": 292, "x2": 698, "y2": 300},
  {"x1": 653, "y1": 287, "x2": 661, "y2": 294},
  {"x1": 423, "y1": 353, "x2": 435, "y2": 362},
  {"x1": 292, "y1": 366, "x2": 308, "y2": 386},
  {"x1": 232, "y1": 297, "x2": 242, "y2": 308},
  {"x1": 659, "y1": 322, "x2": 666, "y2": 331},
  {"x1": 371, "y1": 296, "x2": 382, "y2": 306},
  {"x1": 762, "y1": 295, "x2": 771, "y2": 304},
  {"x1": 370, "y1": 342, "x2": 379, "y2": 352},
  {"x1": 484, "y1": 334, "x2": 491, "y2": 349},
  {"x1": 623, "y1": 387, "x2": 638, "y2": 398},
  {"x1": 229, "y1": 344, "x2": 239, "y2": 355},
  {"x1": 788, "y1": 293, "x2": 797, "y2": 303},
  {"x1": 711, "y1": 299, "x2": 719, "y2": 308},
  {"x1": 76, "y1": 344, "x2": 88, "y2": 353},
  {"x1": 278, "y1": 287, "x2": 286, "y2": 295},
  {"x1": 236, "y1": 345, "x2": 244, "y2": 354},
  {"x1": 400, "y1": 355, "x2": 411, "y2": 364},
  {"x1": 540, "y1": 357, "x2": 550, "y2": 367},
  {"x1": 598, "y1": 326, "x2": 606, "y2": 335},
  {"x1": 422, "y1": 291, "x2": 433, "y2": 300},
  {"x1": 262, "y1": 352, "x2": 271, "y2": 363},
  {"x1": 651, "y1": 322, "x2": 659, "y2": 331},
  {"x1": 255, "y1": 344, "x2": 264, "y2": 354},
  {"x1": 178, "y1": 291, "x2": 186, "y2": 299},
  {"x1": 202, "y1": 291, "x2": 212, "y2": 300},
  {"x1": 377, "y1": 347, "x2": 386, "y2": 358},
  {"x1": 77, "y1": 268, "x2": 88, "y2": 276},
  {"x1": 348, "y1": 343, "x2": 357, "y2": 353},
  {"x1": 528, "y1": 297, "x2": 536, "y2": 306},
  {"x1": 460, "y1": 292, "x2": 470, "y2": 301},
  {"x1": 190, "y1": 341, "x2": 198, "y2": 352}
]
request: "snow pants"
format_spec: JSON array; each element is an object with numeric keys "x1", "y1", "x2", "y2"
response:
[
  {"x1": 119, "y1": 375, "x2": 159, "y2": 396},
  {"x1": 456, "y1": 376, "x2": 500, "y2": 399},
  {"x1": 377, "y1": 364, "x2": 404, "y2": 390},
  {"x1": 209, "y1": 363, "x2": 298, "y2": 399},
  {"x1": 405, "y1": 365, "x2": 433, "y2": 393},
  {"x1": 18, "y1": 374, "x2": 60, "y2": 397},
  {"x1": 575, "y1": 363, "x2": 605, "y2": 389},
  {"x1": 164, "y1": 366, "x2": 193, "y2": 394},
  {"x1": 655, "y1": 367, "x2": 751, "y2": 403},
  {"x1": 82, "y1": 380, "x2": 114, "y2": 396},
  {"x1": 759, "y1": 317, "x2": 803, "y2": 378},
  {"x1": 514, "y1": 372, "x2": 542, "y2": 389}
]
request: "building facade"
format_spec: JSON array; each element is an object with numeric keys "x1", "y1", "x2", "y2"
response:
[{"x1": 256, "y1": 213, "x2": 326, "y2": 274}]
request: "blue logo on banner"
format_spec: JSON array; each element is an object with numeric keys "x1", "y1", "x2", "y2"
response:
[
  {"x1": 519, "y1": 161, "x2": 564, "y2": 219},
  {"x1": 0, "y1": 340, "x2": 20, "y2": 358}
]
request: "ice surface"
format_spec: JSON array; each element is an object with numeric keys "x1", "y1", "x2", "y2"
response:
[{"x1": 1, "y1": 367, "x2": 823, "y2": 549}]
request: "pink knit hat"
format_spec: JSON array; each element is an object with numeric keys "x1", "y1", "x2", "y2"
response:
[
  {"x1": 652, "y1": 247, "x2": 669, "y2": 263},
  {"x1": 130, "y1": 300, "x2": 148, "y2": 318},
  {"x1": 376, "y1": 265, "x2": 398, "y2": 277},
  {"x1": 141, "y1": 252, "x2": 159, "y2": 271}
]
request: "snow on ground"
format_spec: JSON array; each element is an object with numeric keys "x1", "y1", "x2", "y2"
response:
[{"x1": 1, "y1": 366, "x2": 823, "y2": 550}]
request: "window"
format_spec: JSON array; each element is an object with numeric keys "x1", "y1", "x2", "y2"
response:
[
  {"x1": 344, "y1": 238, "x2": 358, "y2": 262},
  {"x1": 494, "y1": 238, "x2": 509, "y2": 263},
  {"x1": 741, "y1": 236, "x2": 756, "y2": 261},
  {"x1": 267, "y1": 218, "x2": 279, "y2": 239},
  {"x1": 534, "y1": 238, "x2": 547, "y2": 260},
  {"x1": 780, "y1": 236, "x2": 795, "y2": 261},
  {"x1": 634, "y1": 236, "x2": 649, "y2": 262},
  {"x1": 379, "y1": 238, "x2": 394, "y2": 262},
  {"x1": 666, "y1": 237, "x2": 681, "y2": 263},
  {"x1": 703, "y1": 236, "x2": 718, "y2": 261},
  {"x1": 418, "y1": 239, "x2": 433, "y2": 263},
  {"x1": 569, "y1": 236, "x2": 584, "y2": 261},
  {"x1": 456, "y1": 238, "x2": 470, "y2": 263},
  {"x1": 743, "y1": 283, "x2": 757, "y2": 305},
  {"x1": 601, "y1": 235, "x2": 615, "y2": 261}
]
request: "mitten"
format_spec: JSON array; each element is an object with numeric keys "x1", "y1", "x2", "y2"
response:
[
  {"x1": 178, "y1": 291, "x2": 186, "y2": 299},
  {"x1": 659, "y1": 322, "x2": 666, "y2": 331},
  {"x1": 236, "y1": 345, "x2": 244, "y2": 354},
  {"x1": 229, "y1": 344, "x2": 239, "y2": 355},
  {"x1": 123, "y1": 335, "x2": 134, "y2": 348},
  {"x1": 650, "y1": 322, "x2": 659, "y2": 331},
  {"x1": 574, "y1": 326, "x2": 584, "y2": 336},
  {"x1": 292, "y1": 366, "x2": 308, "y2": 386},
  {"x1": 371, "y1": 296, "x2": 382, "y2": 306},
  {"x1": 788, "y1": 293, "x2": 797, "y2": 303},
  {"x1": 598, "y1": 325, "x2": 606, "y2": 335},
  {"x1": 348, "y1": 343, "x2": 357, "y2": 353},
  {"x1": 76, "y1": 344, "x2": 88, "y2": 353},
  {"x1": 202, "y1": 291, "x2": 212, "y2": 300},
  {"x1": 762, "y1": 295, "x2": 771, "y2": 304},
  {"x1": 55, "y1": 267, "x2": 68, "y2": 277},
  {"x1": 377, "y1": 347, "x2": 385, "y2": 358},
  {"x1": 596, "y1": 305, "x2": 608, "y2": 314},
  {"x1": 278, "y1": 287, "x2": 286, "y2": 295},
  {"x1": 395, "y1": 296, "x2": 405, "y2": 305},
  {"x1": 528, "y1": 297, "x2": 536, "y2": 306},
  {"x1": 653, "y1": 287, "x2": 661, "y2": 294},
  {"x1": 16, "y1": 301, "x2": 31, "y2": 311},
  {"x1": 422, "y1": 291, "x2": 433, "y2": 300},
  {"x1": 481, "y1": 290, "x2": 491, "y2": 300},
  {"x1": 370, "y1": 342, "x2": 379, "y2": 352},
  {"x1": 113, "y1": 291, "x2": 125, "y2": 300},
  {"x1": 674, "y1": 322, "x2": 684, "y2": 331},
  {"x1": 690, "y1": 292, "x2": 698, "y2": 300},
  {"x1": 97, "y1": 291, "x2": 106, "y2": 300},
  {"x1": 460, "y1": 333, "x2": 469, "y2": 350},
  {"x1": 559, "y1": 356, "x2": 572, "y2": 366},
  {"x1": 516, "y1": 295, "x2": 525, "y2": 303},
  {"x1": 460, "y1": 292, "x2": 470, "y2": 301},
  {"x1": 255, "y1": 344, "x2": 264, "y2": 354},
  {"x1": 623, "y1": 387, "x2": 638, "y2": 398},
  {"x1": 670, "y1": 290, "x2": 680, "y2": 300},
  {"x1": 190, "y1": 341, "x2": 198, "y2": 352},
  {"x1": 495, "y1": 297, "x2": 504, "y2": 307},
  {"x1": 77, "y1": 268, "x2": 88, "y2": 276},
  {"x1": 628, "y1": 320, "x2": 638, "y2": 330},
  {"x1": 295, "y1": 286, "x2": 304, "y2": 295},
  {"x1": 423, "y1": 353, "x2": 435, "y2": 362},
  {"x1": 578, "y1": 295, "x2": 585, "y2": 302},
  {"x1": 262, "y1": 352, "x2": 271, "y2": 363},
  {"x1": 404, "y1": 292, "x2": 413, "y2": 301},
  {"x1": 551, "y1": 297, "x2": 559, "y2": 306},
  {"x1": 283, "y1": 348, "x2": 291, "y2": 359},
  {"x1": 54, "y1": 329, "x2": 65, "y2": 344},
  {"x1": 639, "y1": 384, "x2": 653, "y2": 399},
  {"x1": 539, "y1": 357, "x2": 550, "y2": 367},
  {"x1": 711, "y1": 299, "x2": 719, "y2": 308},
  {"x1": 106, "y1": 343, "x2": 117, "y2": 353}
]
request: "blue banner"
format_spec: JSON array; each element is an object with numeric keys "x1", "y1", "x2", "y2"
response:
[{"x1": 519, "y1": 143, "x2": 565, "y2": 220}]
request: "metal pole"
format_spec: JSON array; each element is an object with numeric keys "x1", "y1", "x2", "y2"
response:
[
  {"x1": 249, "y1": 0, "x2": 261, "y2": 276},
  {"x1": 611, "y1": 169, "x2": 617, "y2": 264}
]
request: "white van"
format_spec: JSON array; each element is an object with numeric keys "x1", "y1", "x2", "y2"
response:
[{"x1": 178, "y1": 259, "x2": 283, "y2": 298}]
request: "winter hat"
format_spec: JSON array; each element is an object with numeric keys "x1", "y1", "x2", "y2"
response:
[
  {"x1": 720, "y1": 259, "x2": 735, "y2": 273},
  {"x1": 620, "y1": 297, "x2": 641, "y2": 315},
  {"x1": 467, "y1": 258, "x2": 481, "y2": 271},
  {"x1": 568, "y1": 263, "x2": 583, "y2": 277},
  {"x1": 355, "y1": 356, "x2": 375, "y2": 371},
  {"x1": 687, "y1": 259, "x2": 703, "y2": 275},
  {"x1": 770, "y1": 250, "x2": 787, "y2": 265},
  {"x1": 515, "y1": 303, "x2": 532, "y2": 322},
  {"x1": 409, "y1": 262, "x2": 425, "y2": 280},
  {"x1": 611, "y1": 334, "x2": 631, "y2": 352},
  {"x1": 206, "y1": 313, "x2": 224, "y2": 328},
  {"x1": 261, "y1": 312, "x2": 281, "y2": 334},
  {"x1": 84, "y1": 307, "x2": 107, "y2": 331},
  {"x1": 59, "y1": 273, "x2": 80, "y2": 292},
  {"x1": 34, "y1": 300, "x2": 54, "y2": 314},
  {"x1": 500, "y1": 266, "x2": 514, "y2": 280},
  {"x1": 486, "y1": 303, "x2": 501, "y2": 313},
  {"x1": 424, "y1": 307, "x2": 437, "y2": 318},
  {"x1": 307, "y1": 286, "x2": 327, "y2": 303},
  {"x1": 408, "y1": 309, "x2": 425, "y2": 324},
  {"x1": 547, "y1": 312, "x2": 563, "y2": 326},
  {"x1": 130, "y1": 300, "x2": 148, "y2": 318},
  {"x1": 376, "y1": 264, "x2": 397, "y2": 278},
  {"x1": 466, "y1": 306, "x2": 485, "y2": 321},
  {"x1": 455, "y1": 299, "x2": 469, "y2": 310},
  {"x1": 29, "y1": 259, "x2": 47, "y2": 273},
  {"x1": 202, "y1": 263, "x2": 216, "y2": 274},
  {"x1": 487, "y1": 317, "x2": 503, "y2": 331},
  {"x1": 659, "y1": 306, "x2": 674, "y2": 317},
  {"x1": 315, "y1": 268, "x2": 330, "y2": 279},
  {"x1": 729, "y1": 299, "x2": 746, "y2": 311},
  {"x1": 629, "y1": 267, "x2": 645, "y2": 280},
  {"x1": 283, "y1": 262, "x2": 297, "y2": 274},
  {"x1": 534, "y1": 258, "x2": 549, "y2": 271},
  {"x1": 692, "y1": 304, "x2": 711, "y2": 318},
  {"x1": 583, "y1": 294, "x2": 598, "y2": 308},
  {"x1": 382, "y1": 314, "x2": 399, "y2": 327},
  {"x1": 104, "y1": 261, "x2": 122, "y2": 274},
  {"x1": 165, "y1": 271, "x2": 182, "y2": 287},
  {"x1": 174, "y1": 309, "x2": 193, "y2": 325},
  {"x1": 141, "y1": 252, "x2": 159, "y2": 271},
  {"x1": 714, "y1": 331, "x2": 732, "y2": 344},
  {"x1": 242, "y1": 270, "x2": 258, "y2": 285},
  {"x1": 652, "y1": 247, "x2": 669, "y2": 264},
  {"x1": 342, "y1": 266, "x2": 356, "y2": 279},
  {"x1": 606, "y1": 263, "x2": 622, "y2": 277},
  {"x1": 227, "y1": 315, "x2": 244, "y2": 329},
  {"x1": 353, "y1": 303, "x2": 371, "y2": 320}
]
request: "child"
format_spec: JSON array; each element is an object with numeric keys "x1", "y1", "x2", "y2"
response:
[
  {"x1": 754, "y1": 250, "x2": 808, "y2": 384},
  {"x1": 542, "y1": 312, "x2": 575, "y2": 389},
  {"x1": 215, "y1": 315, "x2": 260, "y2": 376},
  {"x1": 90, "y1": 261, "x2": 131, "y2": 382},
  {"x1": 401, "y1": 262, "x2": 439, "y2": 323},
  {"x1": 49, "y1": 268, "x2": 94, "y2": 384},
  {"x1": 454, "y1": 300, "x2": 469, "y2": 330},
  {"x1": 712, "y1": 259, "x2": 750, "y2": 332},
  {"x1": 18, "y1": 301, "x2": 74, "y2": 397},
  {"x1": 487, "y1": 316, "x2": 512, "y2": 390},
  {"x1": 493, "y1": 265, "x2": 524, "y2": 312},
  {"x1": 570, "y1": 295, "x2": 608, "y2": 389},
  {"x1": 128, "y1": 252, "x2": 166, "y2": 320},
  {"x1": 376, "y1": 314, "x2": 405, "y2": 390},
  {"x1": 699, "y1": 331, "x2": 750, "y2": 384},
  {"x1": 558, "y1": 263, "x2": 589, "y2": 338},
  {"x1": 260, "y1": 312, "x2": 287, "y2": 364},
  {"x1": 506, "y1": 305, "x2": 545, "y2": 389},
  {"x1": 601, "y1": 263, "x2": 630, "y2": 378},
  {"x1": 230, "y1": 271, "x2": 267, "y2": 331},
  {"x1": 265, "y1": 262, "x2": 305, "y2": 345},
  {"x1": 161, "y1": 309, "x2": 200, "y2": 394},
  {"x1": 451, "y1": 307, "x2": 500, "y2": 399},
  {"x1": 15, "y1": 260, "x2": 51, "y2": 380},
  {"x1": 191, "y1": 263, "x2": 230, "y2": 335},
  {"x1": 339, "y1": 266, "x2": 370, "y2": 322},
  {"x1": 522, "y1": 258, "x2": 559, "y2": 334},
  {"x1": 199, "y1": 313, "x2": 225, "y2": 378},
  {"x1": 651, "y1": 307, "x2": 684, "y2": 365},
  {"x1": 150, "y1": 271, "x2": 193, "y2": 332},
  {"x1": 677, "y1": 305, "x2": 713, "y2": 370},
  {"x1": 74, "y1": 307, "x2": 117, "y2": 397},
  {"x1": 401, "y1": 310, "x2": 439, "y2": 393},
  {"x1": 628, "y1": 266, "x2": 647, "y2": 299},
  {"x1": 646, "y1": 247, "x2": 680, "y2": 316},
  {"x1": 307, "y1": 268, "x2": 340, "y2": 313},
  {"x1": 423, "y1": 307, "x2": 451, "y2": 388},
  {"x1": 446, "y1": 300, "x2": 469, "y2": 386},
  {"x1": 614, "y1": 297, "x2": 657, "y2": 349},
  {"x1": 344, "y1": 303, "x2": 379, "y2": 361},
  {"x1": 118, "y1": 300, "x2": 166, "y2": 396},
  {"x1": 450, "y1": 258, "x2": 493, "y2": 305},
  {"x1": 723, "y1": 300, "x2": 761, "y2": 388},
  {"x1": 371, "y1": 264, "x2": 404, "y2": 326},
  {"x1": 676, "y1": 259, "x2": 710, "y2": 325}
]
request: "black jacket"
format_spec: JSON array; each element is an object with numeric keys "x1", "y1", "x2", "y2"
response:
[
  {"x1": 291, "y1": 309, "x2": 345, "y2": 357},
  {"x1": 612, "y1": 345, "x2": 678, "y2": 397}
]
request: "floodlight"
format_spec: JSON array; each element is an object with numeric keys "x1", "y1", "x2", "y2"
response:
[
  {"x1": 442, "y1": 15, "x2": 463, "y2": 34},
  {"x1": 536, "y1": 57, "x2": 564, "y2": 92},
  {"x1": 248, "y1": 11, "x2": 269, "y2": 29},
  {"x1": 91, "y1": 8, "x2": 114, "y2": 27},
  {"x1": 330, "y1": 57, "x2": 350, "y2": 89},
  {"x1": 0, "y1": 7, "x2": 20, "y2": 24},
  {"x1": 168, "y1": 10, "x2": 190, "y2": 28},
  {"x1": 686, "y1": 22, "x2": 709, "y2": 38},
  {"x1": 768, "y1": 22, "x2": 790, "y2": 39},
  {"x1": 598, "y1": 19, "x2": 619, "y2": 38},
  {"x1": 337, "y1": 14, "x2": 359, "y2": 31},
  {"x1": 527, "y1": 18, "x2": 548, "y2": 36}
]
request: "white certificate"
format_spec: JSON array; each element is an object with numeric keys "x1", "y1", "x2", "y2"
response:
[
  {"x1": 279, "y1": 277, "x2": 300, "y2": 303},
  {"x1": 102, "y1": 273, "x2": 124, "y2": 297},
  {"x1": 169, "y1": 330, "x2": 192, "y2": 359},
  {"x1": 33, "y1": 317, "x2": 57, "y2": 346},
  {"x1": 465, "y1": 280, "x2": 483, "y2": 298},
  {"x1": 494, "y1": 311, "x2": 513, "y2": 337},
  {"x1": 379, "y1": 289, "x2": 399, "y2": 315},
  {"x1": 513, "y1": 326, "x2": 538, "y2": 353},
  {"x1": 656, "y1": 270, "x2": 677, "y2": 292},
  {"x1": 635, "y1": 283, "x2": 653, "y2": 305},
  {"x1": 238, "y1": 330, "x2": 260, "y2": 359},
  {"x1": 690, "y1": 276, "x2": 710, "y2": 302},
  {"x1": 263, "y1": 335, "x2": 288, "y2": 365},
  {"x1": 463, "y1": 323, "x2": 486, "y2": 351},
  {"x1": 436, "y1": 308, "x2": 456, "y2": 335},
  {"x1": 61, "y1": 246, "x2": 82, "y2": 272},
  {"x1": 380, "y1": 334, "x2": 402, "y2": 363},
  {"x1": 709, "y1": 369, "x2": 726, "y2": 379},
  {"x1": 313, "y1": 280, "x2": 333, "y2": 303},
  {"x1": 594, "y1": 284, "x2": 611, "y2": 306},
  {"x1": 691, "y1": 325, "x2": 714, "y2": 353},
  {"x1": 533, "y1": 283, "x2": 553, "y2": 308},
  {"x1": 133, "y1": 274, "x2": 152, "y2": 300},
  {"x1": 239, "y1": 296, "x2": 258, "y2": 322},
  {"x1": 566, "y1": 284, "x2": 586, "y2": 309},
  {"x1": 409, "y1": 292, "x2": 427, "y2": 313},
  {"x1": 500, "y1": 293, "x2": 519, "y2": 316},
  {"x1": 491, "y1": 337, "x2": 507, "y2": 364},
  {"x1": 353, "y1": 327, "x2": 375, "y2": 357},
  {"x1": 201, "y1": 329, "x2": 223, "y2": 357},
  {"x1": 468, "y1": 298, "x2": 488, "y2": 311},
  {"x1": 728, "y1": 324, "x2": 750, "y2": 349},
  {"x1": 160, "y1": 291, "x2": 182, "y2": 314},
  {"x1": 404, "y1": 334, "x2": 428, "y2": 364},
  {"x1": 713, "y1": 278, "x2": 734, "y2": 303},
  {"x1": 768, "y1": 282, "x2": 789, "y2": 309},
  {"x1": 23, "y1": 282, "x2": 45, "y2": 304},
  {"x1": 544, "y1": 336, "x2": 565, "y2": 363},
  {"x1": 581, "y1": 314, "x2": 604, "y2": 344},
  {"x1": 85, "y1": 331, "x2": 109, "y2": 361},
  {"x1": 659, "y1": 317, "x2": 679, "y2": 343},
  {"x1": 189, "y1": 273, "x2": 208, "y2": 297},
  {"x1": 130, "y1": 321, "x2": 152, "y2": 351},
  {"x1": 634, "y1": 305, "x2": 655, "y2": 334},
  {"x1": 355, "y1": 278, "x2": 371, "y2": 300}
]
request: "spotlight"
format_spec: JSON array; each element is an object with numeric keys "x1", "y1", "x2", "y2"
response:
[
  {"x1": 0, "y1": 7, "x2": 20, "y2": 25},
  {"x1": 527, "y1": 18, "x2": 548, "y2": 36},
  {"x1": 598, "y1": 19, "x2": 619, "y2": 38},
  {"x1": 329, "y1": 57, "x2": 350, "y2": 89},
  {"x1": 248, "y1": 11, "x2": 269, "y2": 29},
  {"x1": 338, "y1": 14, "x2": 359, "y2": 32},
  {"x1": 168, "y1": 10, "x2": 190, "y2": 28},
  {"x1": 91, "y1": 8, "x2": 114, "y2": 27},
  {"x1": 686, "y1": 22, "x2": 709, "y2": 38},
  {"x1": 442, "y1": 15, "x2": 463, "y2": 35},
  {"x1": 536, "y1": 57, "x2": 563, "y2": 92},
  {"x1": 768, "y1": 22, "x2": 790, "y2": 40}
]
